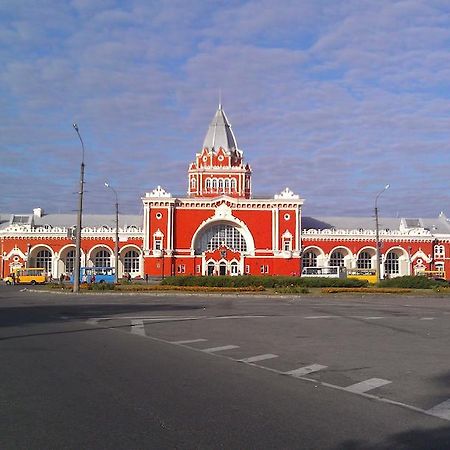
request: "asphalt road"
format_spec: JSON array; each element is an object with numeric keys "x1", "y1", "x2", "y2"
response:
[{"x1": 0, "y1": 286, "x2": 450, "y2": 449}]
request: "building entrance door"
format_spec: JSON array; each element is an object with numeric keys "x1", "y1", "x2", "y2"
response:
[
  {"x1": 219, "y1": 262, "x2": 227, "y2": 276},
  {"x1": 207, "y1": 262, "x2": 215, "y2": 276}
]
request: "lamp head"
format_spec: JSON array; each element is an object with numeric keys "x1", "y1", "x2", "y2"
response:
[
  {"x1": 73, "y1": 123, "x2": 79, "y2": 132},
  {"x1": 104, "y1": 182, "x2": 109, "y2": 188},
  {"x1": 385, "y1": 184, "x2": 390, "y2": 190}
]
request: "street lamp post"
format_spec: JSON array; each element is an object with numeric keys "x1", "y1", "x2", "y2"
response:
[
  {"x1": 105, "y1": 182, "x2": 119, "y2": 283},
  {"x1": 72, "y1": 123, "x2": 85, "y2": 293},
  {"x1": 375, "y1": 184, "x2": 390, "y2": 283}
]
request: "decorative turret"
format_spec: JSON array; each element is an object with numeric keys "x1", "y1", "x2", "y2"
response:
[{"x1": 188, "y1": 105, "x2": 252, "y2": 199}]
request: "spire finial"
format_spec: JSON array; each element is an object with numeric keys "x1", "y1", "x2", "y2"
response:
[{"x1": 218, "y1": 88, "x2": 222, "y2": 110}]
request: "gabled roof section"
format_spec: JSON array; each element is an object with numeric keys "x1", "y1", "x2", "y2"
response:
[{"x1": 202, "y1": 105, "x2": 239, "y2": 156}]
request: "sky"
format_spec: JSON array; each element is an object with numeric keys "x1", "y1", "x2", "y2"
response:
[{"x1": 1, "y1": 0, "x2": 450, "y2": 219}]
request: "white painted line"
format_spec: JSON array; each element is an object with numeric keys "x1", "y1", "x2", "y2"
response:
[
  {"x1": 361, "y1": 317, "x2": 385, "y2": 320},
  {"x1": 304, "y1": 315, "x2": 336, "y2": 319},
  {"x1": 238, "y1": 354, "x2": 279, "y2": 363},
  {"x1": 427, "y1": 399, "x2": 450, "y2": 420},
  {"x1": 210, "y1": 315, "x2": 268, "y2": 320},
  {"x1": 420, "y1": 317, "x2": 435, "y2": 321},
  {"x1": 170, "y1": 339, "x2": 207, "y2": 345},
  {"x1": 86, "y1": 318, "x2": 100, "y2": 324},
  {"x1": 285, "y1": 364, "x2": 328, "y2": 377},
  {"x1": 344, "y1": 378, "x2": 392, "y2": 394},
  {"x1": 202, "y1": 345, "x2": 239, "y2": 353},
  {"x1": 131, "y1": 319, "x2": 146, "y2": 336}
]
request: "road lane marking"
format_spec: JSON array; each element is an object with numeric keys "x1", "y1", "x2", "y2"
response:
[
  {"x1": 350, "y1": 316, "x2": 385, "y2": 320},
  {"x1": 420, "y1": 317, "x2": 435, "y2": 320},
  {"x1": 131, "y1": 320, "x2": 146, "y2": 336},
  {"x1": 202, "y1": 345, "x2": 239, "y2": 353},
  {"x1": 285, "y1": 364, "x2": 328, "y2": 377},
  {"x1": 170, "y1": 339, "x2": 207, "y2": 345},
  {"x1": 86, "y1": 318, "x2": 100, "y2": 324},
  {"x1": 103, "y1": 325, "x2": 450, "y2": 423},
  {"x1": 427, "y1": 399, "x2": 450, "y2": 420},
  {"x1": 344, "y1": 378, "x2": 392, "y2": 394},
  {"x1": 238, "y1": 354, "x2": 278, "y2": 363},
  {"x1": 304, "y1": 315, "x2": 337, "y2": 319}
]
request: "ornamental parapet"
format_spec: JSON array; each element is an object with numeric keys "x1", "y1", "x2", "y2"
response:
[
  {"x1": 0, "y1": 225, "x2": 143, "y2": 239},
  {"x1": 302, "y1": 228, "x2": 433, "y2": 238}
]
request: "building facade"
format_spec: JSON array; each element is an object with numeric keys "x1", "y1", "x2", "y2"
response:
[{"x1": 2, "y1": 106, "x2": 450, "y2": 280}]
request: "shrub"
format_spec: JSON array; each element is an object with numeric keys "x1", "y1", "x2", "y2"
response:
[
  {"x1": 161, "y1": 275, "x2": 367, "y2": 288},
  {"x1": 322, "y1": 287, "x2": 412, "y2": 294},
  {"x1": 378, "y1": 276, "x2": 445, "y2": 289},
  {"x1": 276, "y1": 285, "x2": 309, "y2": 294},
  {"x1": 87, "y1": 282, "x2": 116, "y2": 291}
]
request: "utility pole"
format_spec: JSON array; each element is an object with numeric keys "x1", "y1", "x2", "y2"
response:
[
  {"x1": 105, "y1": 182, "x2": 119, "y2": 283},
  {"x1": 375, "y1": 184, "x2": 390, "y2": 283},
  {"x1": 73, "y1": 123, "x2": 85, "y2": 293}
]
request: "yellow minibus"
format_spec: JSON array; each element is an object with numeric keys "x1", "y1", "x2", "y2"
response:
[{"x1": 3, "y1": 268, "x2": 46, "y2": 285}]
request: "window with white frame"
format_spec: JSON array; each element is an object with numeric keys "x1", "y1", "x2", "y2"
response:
[
  {"x1": 94, "y1": 249, "x2": 111, "y2": 267},
  {"x1": 302, "y1": 251, "x2": 317, "y2": 268},
  {"x1": 260, "y1": 265, "x2": 269, "y2": 274},
  {"x1": 124, "y1": 250, "x2": 140, "y2": 273},
  {"x1": 177, "y1": 264, "x2": 185, "y2": 274},
  {"x1": 245, "y1": 264, "x2": 250, "y2": 274},
  {"x1": 357, "y1": 251, "x2": 372, "y2": 269},
  {"x1": 329, "y1": 251, "x2": 344, "y2": 267},
  {"x1": 434, "y1": 244, "x2": 445, "y2": 259},
  {"x1": 36, "y1": 249, "x2": 52, "y2": 272},
  {"x1": 206, "y1": 178, "x2": 211, "y2": 190},
  {"x1": 283, "y1": 237, "x2": 292, "y2": 251},
  {"x1": 384, "y1": 252, "x2": 399, "y2": 275},
  {"x1": 435, "y1": 261, "x2": 445, "y2": 273},
  {"x1": 196, "y1": 265, "x2": 201, "y2": 273},
  {"x1": 65, "y1": 250, "x2": 75, "y2": 273},
  {"x1": 196, "y1": 224, "x2": 247, "y2": 253}
]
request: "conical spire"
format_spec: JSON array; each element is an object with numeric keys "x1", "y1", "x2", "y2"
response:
[{"x1": 202, "y1": 105, "x2": 238, "y2": 155}]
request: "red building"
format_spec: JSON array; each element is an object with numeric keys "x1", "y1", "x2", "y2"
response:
[{"x1": 1, "y1": 106, "x2": 449, "y2": 280}]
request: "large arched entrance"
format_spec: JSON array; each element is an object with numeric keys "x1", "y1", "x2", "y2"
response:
[{"x1": 193, "y1": 222, "x2": 252, "y2": 276}]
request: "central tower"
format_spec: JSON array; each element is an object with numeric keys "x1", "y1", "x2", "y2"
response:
[{"x1": 188, "y1": 105, "x2": 252, "y2": 198}]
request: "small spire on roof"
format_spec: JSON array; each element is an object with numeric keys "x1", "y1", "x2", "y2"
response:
[{"x1": 218, "y1": 88, "x2": 222, "y2": 110}]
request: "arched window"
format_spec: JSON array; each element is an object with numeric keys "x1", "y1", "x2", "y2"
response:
[
  {"x1": 224, "y1": 179, "x2": 229, "y2": 191},
  {"x1": 218, "y1": 179, "x2": 223, "y2": 191},
  {"x1": 94, "y1": 249, "x2": 111, "y2": 267},
  {"x1": 65, "y1": 250, "x2": 75, "y2": 274},
  {"x1": 206, "y1": 179, "x2": 211, "y2": 190},
  {"x1": 212, "y1": 179, "x2": 217, "y2": 190},
  {"x1": 385, "y1": 252, "x2": 399, "y2": 275},
  {"x1": 357, "y1": 251, "x2": 372, "y2": 269},
  {"x1": 302, "y1": 251, "x2": 317, "y2": 268},
  {"x1": 329, "y1": 250, "x2": 344, "y2": 267},
  {"x1": 190, "y1": 177, "x2": 196, "y2": 188},
  {"x1": 196, "y1": 224, "x2": 247, "y2": 253},
  {"x1": 230, "y1": 179, "x2": 236, "y2": 190},
  {"x1": 230, "y1": 261, "x2": 238, "y2": 275},
  {"x1": 124, "y1": 250, "x2": 140, "y2": 273},
  {"x1": 36, "y1": 249, "x2": 52, "y2": 272}
]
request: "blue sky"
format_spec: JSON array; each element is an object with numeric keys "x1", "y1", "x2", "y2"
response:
[{"x1": 1, "y1": 0, "x2": 450, "y2": 218}]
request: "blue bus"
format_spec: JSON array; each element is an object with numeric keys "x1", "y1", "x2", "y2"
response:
[{"x1": 71, "y1": 267, "x2": 115, "y2": 284}]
